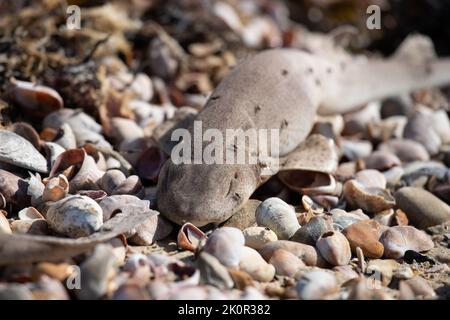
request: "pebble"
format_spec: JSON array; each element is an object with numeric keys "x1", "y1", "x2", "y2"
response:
[
  {"x1": 342, "y1": 220, "x2": 384, "y2": 259},
  {"x1": 268, "y1": 249, "x2": 305, "y2": 277},
  {"x1": 202, "y1": 227, "x2": 245, "y2": 267},
  {"x1": 222, "y1": 199, "x2": 260, "y2": 230},
  {"x1": 290, "y1": 215, "x2": 334, "y2": 245},
  {"x1": 316, "y1": 231, "x2": 351, "y2": 266},
  {"x1": 239, "y1": 246, "x2": 275, "y2": 282},
  {"x1": 259, "y1": 240, "x2": 324, "y2": 267},
  {"x1": 295, "y1": 270, "x2": 338, "y2": 300},
  {"x1": 243, "y1": 226, "x2": 278, "y2": 250},
  {"x1": 395, "y1": 187, "x2": 450, "y2": 229},
  {"x1": 197, "y1": 252, "x2": 234, "y2": 290}
]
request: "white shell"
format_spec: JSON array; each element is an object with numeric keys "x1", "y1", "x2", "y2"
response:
[
  {"x1": 255, "y1": 197, "x2": 300, "y2": 240},
  {"x1": 296, "y1": 270, "x2": 338, "y2": 300},
  {"x1": 46, "y1": 195, "x2": 103, "y2": 238},
  {"x1": 202, "y1": 227, "x2": 245, "y2": 267}
]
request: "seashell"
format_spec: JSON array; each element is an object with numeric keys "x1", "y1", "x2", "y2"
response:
[
  {"x1": 76, "y1": 244, "x2": 118, "y2": 300},
  {"x1": 177, "y1": 222, "x2": 207, "y2": 252},
  {"x1": 341, "y1": 139, "x2": 373, "y2": 160},
  {"x1": 0, "y1": 211, "x2": 11, "y2": 234},
  {"x1": 202, "y1": 227, "x2": 245, "y2": 267},
  {"x1": 399, "y1": 277, "x2": 436, "y2": 299},
  {"x1": 10, "y1": 219, "x2": 49, "y2": 235},
  {"x1": 355, "y1": 169, "x2": 387, "y2": 189},
  {"x1": 343, "y1": 179, "x2": 395, "y2": 214},
  {"x1": 395, "y1": 187, "x2": 450, "y2": 229},
  {"x1": 373, "y1": 209, "x2": 409, "y2": 227},
  {"x1": 342, "y1": 220, "x2": 384, "y2": 259},
  {"x1": 291, "y1": 215, "x2": 334, "y2": 246},
  {"x1": 128, "y1": 214, "x2": 173, "y2": 246},
  {"x1": 52, "y1": 123, "x2": 77, "y2": 150},
  {"x1": 46, "y1": 195, "x2": 103, "y2": 238},
  {"x1": 98, "y1": 169, "x2": 127, "y2": 194},
  {"x1": 42, "y1": 174, "x2": 69, "y2": 202},
  {"x1": 301, "y1": 195, "x2": 325, "y2": 214},
  {"x1": 316, "y1": 231, "x2": 351, "y2": 266},
  {"x1": 239, "y1": 246, "x2": 275, "y2": 282},
  {"x1": 377, "y1": 139, "x2": 429, "y2": 162},
  {"x1": 6, "y1": 79, "x2": 63, "y2": 117},
  {"x1": 268, "y1": 249, "x2": 305, "y2": 277},
  {"x1": 366, "y1": 259, "x2": 401, "y2": 286},
  {"x1": 259, "y1": 240, "x2": 323, "y2": 267},
  {"x1": 18, "y1": 207, "x2": 44, "y2": 220},
  {"x1": 0, "y1": 169, "x2": 30, "y2": 209},
  {"x1": 197, "y1": 251, "x2": 234, "y2": 290},
  {"x1": 123, "y1": 253, "x2": 152, "y2": 283},
  {"x1": 347, "y1": 277, "x2": 392, "y2": 300},
  {"x1": 330, "y1": 208, "x2": 369, "y2": 231},
  {"x1": 380, "y1": 226, "x2": 434, "y2": 259},
  {"x1": 243, "y1": 226, "x2": 277, "y2": 250},
  {"x1": 77, "y1": 189, "x2": 107, "y2": 202},
  {"x1": 280, "y1": 171, "x2": 339, "y2": 196},
  {"x1": 255, "y1": 197, "x2": 300, "y2": 240},
  {"x1": 296, "y1": 270, "x2": 338, "y2": 300},
  {"x1": 222, "y1": 199, "x2": 260, "y2": 230},
  {"x1": 403, "y1": 111, "x2": 441, "y2": 155},
  {"x1": 363, "y1": 150, "x2": 401, "y2": 171},
  {"x1": 0, "y1": 130, "x2": 48, "y2": 173},
  {"x1": 99, "y1": 195, "x2": 150, "y2": 221},
  {"x1": 27, "y1": 172, "x2": 45, "y2": 207},
  {"x1": 111, "y1": 175, "x2": 145, "y2": 198},
  {"x1": 0, "y1": 284, "x2": 34, "y2": 300},
  {"x1": 43, "y1": 142, "x2": 66, "y2": 167}
]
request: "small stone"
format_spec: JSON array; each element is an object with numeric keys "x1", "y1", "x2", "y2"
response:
[
  {"x1": 395, "y1": 187, "x2": 450, "y2": 229},
  {"x1": 243, "y1": 226, "x2": 277, "y2": 250},
  {"x1": 268, "y1": 249, "x2": 305, "y2": 277},
  {"x1": 343, "y1": 220, "x2": 384, "y2": 259},
  {"x1": 290, "y1": 215, "x2": 334, "y2": 245}
]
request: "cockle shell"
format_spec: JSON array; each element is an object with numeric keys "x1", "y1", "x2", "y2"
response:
[
  {"x1": 239, "y1": 246, "x2": 275, "y2": 282},
  {"x1": 0, "y1": 130, "x2": 48, "y2": 173},
  {"x1": 202, "y1": 227, "x2": 245, "y2": 267},
  {"x1": 46, "y1": 195, "x2": 103, "y2": 238},
  {"x1": 255, "y1": 197, "x2": 300, "y2": 240},
  {"x1": 380, "y1": 226, "x2": 434, "y2": 259},
  {"x1": 316, "y1": 231, "x2": 351, "y2": 266},
  {"x1": 296, "y1": 270, "x2": 338, "y2": 300}
]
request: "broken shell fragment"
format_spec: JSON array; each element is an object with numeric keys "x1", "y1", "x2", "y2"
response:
[
  {"x1": 243, "y1": 226, "x2": 277, "y2": 250},
  {"x1": 291, "y1": 215, "x2": 334, "y2": 245},
  {"x1": 343, "y1": 179, "x2": 395, "y2": 214},
  {"x1": 197, "y1": 252, "x2": 234, "y2": 290},
  {"x1": 52, "y1": 123, "x2": 77, "y2": 150},
  {"x1": 255, "y1": 197, "x2": 300, "y2": 240},
  {"x1": 202, "y1": 227, "x2": 245, "y2": 267},
  {"x1": 239, "y1": 246, "x2": 275, "y2": 282},
  {"x1": 268, "y1": 249, "x2": 305, "y2": 277},
  {"x1": 316, "y1": 231, "x2": 351, "y2": 266},
  {"x1": 0, "y1": 130, "x2": 48, "y2": 173},
  {"x1": 46, "y1": 195, "x2": 103, "y2": 238},
  {"x1": 0, "y1": 212, "x2": 11, "y2": 234},
  {"x1": 177, "y1": 222, "x2": 207, "y2": 252},
  {"x1": 6, "y1": 80, "x2": 63, "y2": 117},
  {"x1": 296, "y1": 270, "x2": 338, "y2": 300},
  {"x1": 366, "y1": 259, "x2": 400, "y2": 286},
  {"x1": 42, "y1": 174, "x2": 69, "y2": 202},
  {"x1": 380, "y1": 226, "x2": 434, "y2": 259},
  {"x1": 18, "y1": 207, "x2": 44, "y2": 221},
  {"x1": 98, "y1": 169, "x2": 126, "y2": 194}
]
